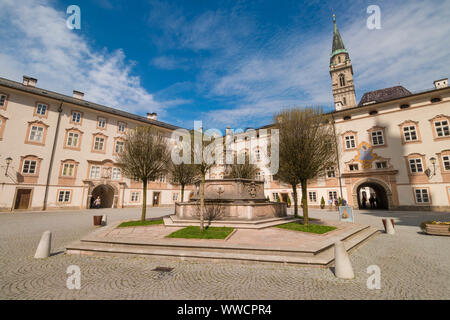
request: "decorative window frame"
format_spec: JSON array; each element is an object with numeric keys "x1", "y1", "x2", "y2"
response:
[
  {"x1": 367, "y1": 126, "x2": 387, "y2": 148},
  {"x1": 64, "y1": 128, "x2": 83, "y2": 151},
  {"x1": 412, "y1": 187, "x2": 432, "y2": 205},
  {"x1": 130, "y1": 191, "x2": 141, "y2": 203},
  {"x1": 25, "y1": 120, "x2": 49, "y2": 146},
  {"x1": 19, "y1": 155, "x2": 43, "y2": 183},
  {"x1": 117, "y1": 121, "x2": 127, "y2": 134},
  {"x1": 404, "y1": 153, "x2": 428, "y2": 183},
  {"x1": 0, "y1": 114, "x2": 8, "y2": 140},
  {"x1": 429, "y1": 114, "x2": 450, "y2": 141},
  {"x1": 56, "y1": 189, "x2": 73, "y2": 204},
  {"x1": 436, "y1": 150, "x2": 450, "y2": 183},
  {"x1": 325, "y1": 166, "x2": 336, "y2": 179},
  {"x1": 113, "y1": 137, "x2": 125, "y2": 155},
  {"x1": 341, "y1": 130, "x2": 358, "y2": 151},
  {"x1": 398, "y1": 120, "x2": 421, "y2": 144},
  {"x1": 33, "y1": 101, "x2": 49, "y2": 119},
  {"x1": 0, "y1": 92, "x2": 9, "y2": 111},
  {"x1": 327, "y1": 190, "x2": 339, "y2": 201},
  {"x1": 96, "y1": 116, "x2": 108, "y2": 130},
  {"x1": 91, "y1": 133, "x2": 108, "y2": 154},
  {"x1": 70, "y1": 110, "x2": 84, "y2": 125}
]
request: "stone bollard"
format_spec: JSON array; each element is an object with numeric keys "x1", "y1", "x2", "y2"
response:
[
  {"x1": 334, "y1": 240, "x2": 354, "y2": 279},
  {"x1": 34, "y1": 231, "x2": 52, "y2": 259},
  {"x1": 101, "y1": 214, "x2": 107, "y2": 226},
  {"x1": 385, "y1": 218, "x2": 395, "y2": 235}
]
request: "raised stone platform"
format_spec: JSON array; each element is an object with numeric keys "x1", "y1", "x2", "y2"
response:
[{"x1": 66, "y1": 219, "x2": 379, "y2": 266}]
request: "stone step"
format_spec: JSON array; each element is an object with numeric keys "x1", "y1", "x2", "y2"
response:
[
  {"x1": 164, "y1": 215, "x2": 298, "y2": 229},
  {"x1": 66, "y1": 225, "x2": 379, "y2": 266}
]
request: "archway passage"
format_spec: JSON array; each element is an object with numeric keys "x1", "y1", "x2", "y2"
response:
[
  {"x1": 91, "y1": 184, "x2": 115, "y2": 208},
  {"x1": 357, "y1": 182, "x2": 389, "y2": 210}
]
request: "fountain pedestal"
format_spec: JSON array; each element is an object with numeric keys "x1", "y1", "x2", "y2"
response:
[{"x1": 174, "y1": 179, "x2": 287, "y2": 222}]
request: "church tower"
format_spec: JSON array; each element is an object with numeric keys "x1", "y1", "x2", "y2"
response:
[{"x1": 329, "y1": 14, "x2": 356, "y2": 111}]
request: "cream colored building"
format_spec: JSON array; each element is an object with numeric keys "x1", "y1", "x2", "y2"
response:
[{"x1": 0, "y1": 76, "x2": 186, "y2": 211}]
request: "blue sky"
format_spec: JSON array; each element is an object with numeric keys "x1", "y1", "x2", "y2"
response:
[{"x1": 0, "y1": 0, "x2": 449, "y2": 131}]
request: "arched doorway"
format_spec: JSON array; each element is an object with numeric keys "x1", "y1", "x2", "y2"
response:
[
  {"x1": 353, "y1": 178, "x2": 392, "y2": 210},
  {"x1": 90, "y1": 184, "x2": 115, "y2": 208}
]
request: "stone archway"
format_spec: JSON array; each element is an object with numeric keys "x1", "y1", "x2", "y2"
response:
[
  {"x1": 352, "y1": 178, "x2": 394, "y2": 210},
  {"x1": 89, "y1": 184, "x2": 118, "y2": 208}
]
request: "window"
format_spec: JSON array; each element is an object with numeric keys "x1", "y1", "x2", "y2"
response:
[
  {"x1": 173, "y1": 193, "x2": 179, "y2": 201},
  {"x1": 272, "y1": 193, "x2": 278, "y2": 201},
  {"x1": 71, "y1": 111, "x2": 82, "y2": 123},
  {"x1": 90, "y1": 166, "x2": 101, "y2": 179},
  {"x1": 434, "y1": 120, "x2": 450, "y2": 137},
  {"x1": 442, "y1": 155, "x2": 450, "y2": 171},
  {"x1": 58, "y1": 190, "x2": 71, "y2": 203},
  {"x1": 415, "y1": 189, "x2": 430, "y2": 203},
  {"x1": 0, "y1": 94, "x2": 6, "y2": 108},
  {"x1": 345, "y1": 135, "x2": 356, "y2": 149},
  {"x1": 131, "y1": 192, "x2": 140, "y2": 202},
  {"x1": 409, "y1": 158, "x2": 423, "y2": 173},
  {"x1": 94, "y1": 137, "x2": 105, "y2": 151},
  {"x1": 67, "y1": 132, "x2": 79, "y2": 147},
  {"x1": 115, "y1": 140, "x2": 124, "y2": 153},
  {"x1": 29, "y1": 126, "x2": 44, "y2": 142},
  {"x1": 97, "y1": 117, "x2": 107, "y2": 129},
  {"x1": 36, "y1": 103, "x2": 47, "y2": 116},
  {"x1": 343, "y1": 97, "x2": 347, "y2": 105},
  {"x1": 371, "y1": 130, "x2": 384, "y2": 146},
  {"x1": 326, "y1": 166, "x2": 335, "y2": 178},
  {"x1": 62, "y1": 163, "x2": 75, "y2": 177},
  {"x1": 255, "y1": 149, "x2": 261, "y2": 161},
  {"x1": 118, "y1": 122, "x2": 126, "y2": 133},
  {"x1": 376, "y1": 161, "x2": 387, "y2": 169},
  {"x1": 22, "y1": 160, "x2": 37, "y2": 174},
  {"x1": 112, "y1": 168, "x2": 121, "y2": 180},
  {"x1": 159, "y1": 174, "x2": 166, "y2": 183},
  {"x1": 308, "y1": 191, "x2": 317, "y2": 202},
  {"x1": 328, "y1": 191, "x2": 338, "y2": 201},
  {"x1": 339, "y1": 74, "x2": 345, "y2": 87},
  {"x1": 255, "y1": 171, "x2": 261, "y2": 181},
  {"x1": 349, "y1": 164, "x2": 359, "y2": 171},
  {"x1": 403, "y1": 125, "x2": 418, "y2": 142}
]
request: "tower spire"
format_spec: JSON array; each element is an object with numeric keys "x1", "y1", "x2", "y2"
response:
[{"x1": 331, "y1": 14, "x2": 347, "y2": 60}]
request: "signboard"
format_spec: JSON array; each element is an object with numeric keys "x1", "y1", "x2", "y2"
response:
[{"x1": 339, "y1": 206, "x2": 354, "y2": 223}]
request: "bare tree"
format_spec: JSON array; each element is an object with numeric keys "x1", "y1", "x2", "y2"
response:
[
  {"x1": 168, "y1": 162, "x2": 197, "y2": 203},
  {"x1": 115, "y1": 126, "x2": 170, "y2": 222},
  {"x1": 274, "y1": 107, "x2": 336, "y2": 225},
  {"x1": 227, "y1": 154, "x2": 258, "y2": 179},
  {"x1": 274, "y1": 164, "x2": 301, "y2": 218}
]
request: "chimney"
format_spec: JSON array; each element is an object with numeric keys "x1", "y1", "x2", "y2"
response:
[
  {"x1": 147, "y1": 112, "x2": 157, "y2": 120},
  {"x1": 434, "y1": 78, "x2": 448, "y2": 89},
  {"x1": 73, "y1": 90, "x2": 84, "y2": 100},
  {"x1": 22, "y1": 75, "x2": 38, "y2": 87}
]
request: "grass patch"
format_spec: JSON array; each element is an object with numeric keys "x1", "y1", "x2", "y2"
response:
[
  {"x1": 275, "y1": 222, "x2": 336, "y2": 234},
  {"x1": 167, "y1": 226, "x2": 234, "y2": 239},
  {"x1": 117, "y1": 219, "x2": 164, "y2": 228}
]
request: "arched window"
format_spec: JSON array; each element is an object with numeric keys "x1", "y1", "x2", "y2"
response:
[{"x1": 339, "y1": 74, "x2": 345, "y2": 87}]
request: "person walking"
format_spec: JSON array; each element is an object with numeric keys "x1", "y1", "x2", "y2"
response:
[
  {"x1": 361, "y1": 194, "x2": 367, "y2": 209},
  {"x1": 369, "y1": 194, "x2": 375, "y2": 209}
]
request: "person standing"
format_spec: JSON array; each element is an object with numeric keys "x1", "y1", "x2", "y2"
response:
[
  {"x1": 94, "y1": 196, "x2": 101, "y2": 209},
  {"x1": 361, "y1": 194, "x2": 367, "y2": 209},
  {"x1": 369, "y1": 194, "x2": 375, "y2": 209}
]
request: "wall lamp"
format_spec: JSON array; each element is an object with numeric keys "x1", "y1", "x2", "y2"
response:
[{"x1": 5, "y1": 157, "x2": 12, "y2": 176}]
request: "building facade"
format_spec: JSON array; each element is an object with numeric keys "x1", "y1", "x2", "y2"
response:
[{"x1": 0, "y1": 76, "x2": 187, "y2": 211}]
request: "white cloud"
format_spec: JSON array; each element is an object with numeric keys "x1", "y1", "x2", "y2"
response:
[{"x1": 0, "y1": 0, "x2": 172, "y2": 117}]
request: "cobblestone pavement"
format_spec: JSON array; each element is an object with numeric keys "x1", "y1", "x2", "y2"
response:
[{"x1": 0, "y1": 207, "x2": 449, "y2": 299}]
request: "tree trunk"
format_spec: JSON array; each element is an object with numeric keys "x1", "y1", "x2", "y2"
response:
[
  {"x1": 141, "y1": 178, "x2": 147, "y2": 221},
  {"x1": 200, "y1": 174, "x2": 205, "y2": 231},
  {"x1": 301, "y1": 179, "x2": 309, "y2": 225},
  {"x1": 181, "y1": 184, "x2": 185, "y2": 203},
  {"x1": 292, "y1": 184, "x2": 298, "y2": 218}
]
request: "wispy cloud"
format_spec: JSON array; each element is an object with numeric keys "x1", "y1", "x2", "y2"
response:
[
  {"x1": 149, "y1": 0, "x2": 450, "y2": 128},
  {"x1": 0, "y1": 0, "x2": 176, "y2": 118}
]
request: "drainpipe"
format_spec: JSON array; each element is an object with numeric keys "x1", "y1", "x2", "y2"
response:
[
  {"x1": 331, "y1": 114, "x2": 344, "y2": 199},
  {"x1": 42, "y1": 101, "x2": 63, "y2": 211}
]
